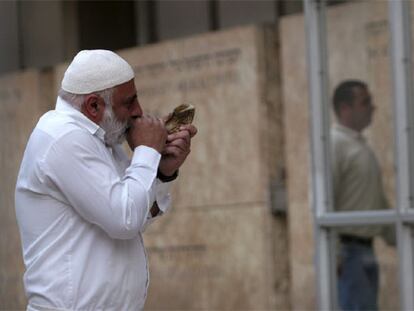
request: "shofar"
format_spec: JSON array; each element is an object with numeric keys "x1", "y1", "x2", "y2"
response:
[{"x1": 165, "y1": 104, "x2": 195, "y2": 134}]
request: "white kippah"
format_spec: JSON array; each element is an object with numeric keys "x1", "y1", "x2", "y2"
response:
[{"x1": 61, "y1": 49, "x2": 135, "y2": 94}]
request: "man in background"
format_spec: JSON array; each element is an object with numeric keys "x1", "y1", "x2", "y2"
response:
[
  {"x1": 331, "y1": 80, "x2": 394, "y2": 311},
  {"x1": 15, "y1": 49, "x2": 197, "y2": 310}
]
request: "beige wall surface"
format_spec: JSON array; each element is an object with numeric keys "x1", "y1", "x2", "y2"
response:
[
  {"x1": 280, "y1": 12, "x2": 315, "y2": 310},
  {"x1": 119, "y1": 25, "x2": 289, "y2": 310},
  {"x1": 0, "y1": 70, "x2": 55, "y2": 310},
  {"x1": 121, "y1": 27, "x2": 266, "y2": 208},
  {"x1": 281, "y1": 1, "x2": 399, "y2": 310}
]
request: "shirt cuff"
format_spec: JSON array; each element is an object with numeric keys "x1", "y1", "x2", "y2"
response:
[
  {"x1": 131, "y1": 145, "x2": 161, "y2": 169},
  {"x1": 126, "y1": 146, "x2": 161, "y2": 193},
  {"x1": 155, "y1": 179, "x2": 172, "y2": 214}
]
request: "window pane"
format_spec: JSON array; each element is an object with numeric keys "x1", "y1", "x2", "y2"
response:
[
  {"x1": 326, "y1": 1, "x2": 396, "y2": 212},
  {"x1": 330, "y1": 225, "x2": 399, "y2": 310}
]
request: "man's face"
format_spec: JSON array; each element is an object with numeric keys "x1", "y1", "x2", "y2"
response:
[
  {"x1": 100, "y1": 79, "x2": 143, "y2": 146},
  {"x1": 111, "y1": 79, "x2": 143, "y2": 124},
  {"x1": 349, "y1": 86, "x2": 375, "y2": 131}
]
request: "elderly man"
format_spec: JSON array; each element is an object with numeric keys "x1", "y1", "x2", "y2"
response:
[{"x1": 15, "y1": 50, "x2": 197, "y2": 310}]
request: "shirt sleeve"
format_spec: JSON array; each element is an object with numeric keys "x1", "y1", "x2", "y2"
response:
[
  {"x1": 111, "y1": 144, "x2": 173, "y2": 226},
  {"x1": 41, "y1": 129, "x2": 162, "y2": 239}
]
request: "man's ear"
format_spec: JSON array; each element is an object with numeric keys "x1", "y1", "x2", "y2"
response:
[{"x1": 81, "y1": 94, "x2": 104, "y2": 124}]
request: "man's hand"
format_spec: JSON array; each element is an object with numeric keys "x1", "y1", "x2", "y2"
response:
[
  {"x1": 126, "y1": 115, "x2": 168, "y2": 153},
  {"x1": 158, "y1": 124, "x2": 197, "y2": 177}
]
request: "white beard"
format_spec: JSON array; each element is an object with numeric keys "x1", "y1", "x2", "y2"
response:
[{"x1": 100, "y1": 105, "x2": 128, "y2": 147}]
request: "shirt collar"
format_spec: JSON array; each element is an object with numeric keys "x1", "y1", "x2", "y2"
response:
[
  {"x1": 333, "y1": 123, "x2": 365, "y2": 142},
  {"x1": 55, "y1": 97, "x2": 106, "y2": 142}
]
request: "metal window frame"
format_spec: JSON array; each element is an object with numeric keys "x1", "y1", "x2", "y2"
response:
[
  {"x1": 303, "y1": 0, "x2": 414, "y2": 309},
  {"x1": 304, "y1": 0, "x2": 333, "y2": 308},
  {"x1": 389, "y1": 0, "x2": 414, "y2": 308}
]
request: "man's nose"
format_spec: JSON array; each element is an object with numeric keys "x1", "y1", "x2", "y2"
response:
[{"x1": 131, "y1": 102, "x2": 143, "y2": 119}]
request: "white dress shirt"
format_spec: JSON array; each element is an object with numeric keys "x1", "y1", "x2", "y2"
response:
[{"x1": 15, "y1": 97, "x2": 172, "y2": 311}]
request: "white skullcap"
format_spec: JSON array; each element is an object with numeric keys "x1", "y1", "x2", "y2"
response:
[{"x1": 61, "y1": 49, "x2": 135, "y2": 94}]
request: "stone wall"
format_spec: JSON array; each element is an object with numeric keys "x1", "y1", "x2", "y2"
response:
[
  {"x1": 119, "y1": 25, "x2": 289, "y2": 310},
  {"x1": 0, "y1": 70, "x2": 55, "y2": 310}
]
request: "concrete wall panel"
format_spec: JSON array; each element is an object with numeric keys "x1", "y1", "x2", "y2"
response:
[{"x1": 118, "y1": 25, "x2": 288, "y2": 309}]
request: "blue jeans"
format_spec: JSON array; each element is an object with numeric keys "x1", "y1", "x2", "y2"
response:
[{"x1": 337, "y1": 242, "x2": 379, "y2": 311}]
